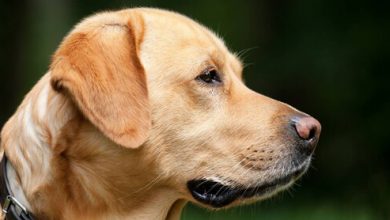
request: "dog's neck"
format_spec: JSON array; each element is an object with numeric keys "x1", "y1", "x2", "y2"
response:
[{"x1": 0, "y1": 74, "x2": 186, "y2": 220}]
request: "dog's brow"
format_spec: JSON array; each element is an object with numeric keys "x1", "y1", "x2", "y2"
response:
[{"x1": 208, "y1": 50, "x2": 228, "y2": 70}]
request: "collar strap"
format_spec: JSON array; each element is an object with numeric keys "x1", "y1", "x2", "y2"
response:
[{"x1": 0, "y1": 155, "x2": 35, "y2": 220}]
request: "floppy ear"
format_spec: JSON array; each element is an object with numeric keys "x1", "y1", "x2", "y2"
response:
[{"x1": 50, "y1": 18, "x2": 150, "y2": 149}]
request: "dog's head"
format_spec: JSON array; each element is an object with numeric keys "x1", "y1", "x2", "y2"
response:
[{"x1": 50, "y1": 8, "x2": 321, "y2": 209}]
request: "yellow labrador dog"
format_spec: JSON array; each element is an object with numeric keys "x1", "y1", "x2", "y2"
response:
[{"x1": 0, "y1": 8, "x2": 321, "y2": 220}]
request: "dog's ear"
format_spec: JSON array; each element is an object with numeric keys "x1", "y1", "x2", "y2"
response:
[{"x1": 50, "y1": 15, "x2": 150, "y2": 149}]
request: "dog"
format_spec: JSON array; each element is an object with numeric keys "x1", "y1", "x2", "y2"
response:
[{"x1": 0, "y1": 8, "x2": 321, "y2": 220}]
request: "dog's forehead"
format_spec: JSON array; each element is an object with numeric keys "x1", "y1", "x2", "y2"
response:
[
  {"x1": 138, "y1": 8, "x2": 243, "y2": 77},
  {"x1": 140, "y1": 8, "x2": 225, "y2": 47}
]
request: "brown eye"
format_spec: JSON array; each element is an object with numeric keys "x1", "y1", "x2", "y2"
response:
[{"x1": 196, "y1": 69, "x2": 222, "y2": 84}]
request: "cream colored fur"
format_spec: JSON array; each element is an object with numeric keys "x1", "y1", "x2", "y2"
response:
[{"x1": 1, "y1": 8, "x2": 315, "y2": 220}]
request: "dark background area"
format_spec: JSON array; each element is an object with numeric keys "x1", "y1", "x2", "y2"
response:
[{"x1": 1, "y1": 0, "x2": 389, "y2": 219}]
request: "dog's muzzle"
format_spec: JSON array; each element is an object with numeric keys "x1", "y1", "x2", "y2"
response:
[{"x1": 187, "y1": 114, "x2": 321, "y2": 208}]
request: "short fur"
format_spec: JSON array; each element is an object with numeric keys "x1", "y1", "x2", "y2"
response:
[{"x1": 1, "y1": 8, "x2": 318, "y2": 220}]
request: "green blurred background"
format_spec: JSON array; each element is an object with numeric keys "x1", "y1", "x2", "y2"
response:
[{"x1": 1, "y1": 0, "x2": 389, "y2": 219}]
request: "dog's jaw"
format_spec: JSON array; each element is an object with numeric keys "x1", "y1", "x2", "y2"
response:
[{"x1": 186, "y1": 159, "x2": 310, "y2": 209}]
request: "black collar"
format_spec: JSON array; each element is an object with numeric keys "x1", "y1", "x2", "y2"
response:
[{"x1": 0, "y1": 155, "x2": 35, "y2": 220}]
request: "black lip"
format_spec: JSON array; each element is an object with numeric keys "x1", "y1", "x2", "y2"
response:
[
  {"x1": 187, "y1": 169, "x2": 304, "y2": 208},
  {"x1": 187, "y1": 180, "x2": 240, "y2": 207}
]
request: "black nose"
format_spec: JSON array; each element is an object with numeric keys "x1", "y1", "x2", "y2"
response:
[{"x1": 292, "y1": 116, "x2": 321, "y2": 155}]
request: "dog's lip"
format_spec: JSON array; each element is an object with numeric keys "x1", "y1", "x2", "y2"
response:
[
  {"x1": 187, "y1": 179, "x2": 241, "y2": 208},
  {"x1": 187, "y1": 168, "x2": 305, "y2": 208}
]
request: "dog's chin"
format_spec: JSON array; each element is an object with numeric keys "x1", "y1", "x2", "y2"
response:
[{"x1": 187, "y1": 163, "x2": 309, "y2": 208}]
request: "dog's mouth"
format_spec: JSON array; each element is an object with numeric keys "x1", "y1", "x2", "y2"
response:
[{"x1": 187, "y1": 168, "x2": 306, "y2": 208}]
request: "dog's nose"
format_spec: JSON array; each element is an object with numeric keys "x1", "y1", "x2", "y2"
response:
[
  {"x1": 292, "y1": 116, "x2": 321, "y2": 154},
  {"x1": 294, "y1": 116, "x2": 321, "y2": 140}
]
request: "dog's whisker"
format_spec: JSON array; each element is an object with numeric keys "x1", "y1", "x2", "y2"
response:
[{"x1": 235, "y1": 46, "x2": 258, "y2": 60}]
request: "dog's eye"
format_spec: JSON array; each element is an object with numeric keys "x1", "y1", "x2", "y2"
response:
[{"x1": 196, "y1": 69, "x2": 222, "y2": 85}]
